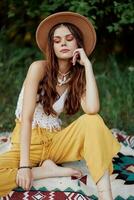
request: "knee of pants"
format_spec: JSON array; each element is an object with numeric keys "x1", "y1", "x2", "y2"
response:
[
  {"x1": 79, "y1": 113, "x2": 105, "y2": 126},
  {"x1": 76, "y1": 114, "x2": 107, "y2": 141}
]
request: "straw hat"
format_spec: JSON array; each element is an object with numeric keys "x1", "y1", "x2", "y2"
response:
[{"x1": 36, "y1": 11, "x2": 96, "y2": 56}]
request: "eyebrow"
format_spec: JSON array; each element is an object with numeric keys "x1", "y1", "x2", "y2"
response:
[{"x1": 53, "y1": 33, "x2": 73, "y2": 38}]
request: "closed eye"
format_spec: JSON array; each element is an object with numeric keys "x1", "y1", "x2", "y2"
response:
[
  {"x1": 66, "y1": 34, "x2": 74, "y2": 41},
  {"x1": 53, "y1": 37, "x2": 61, "y2": 43},
  {"x1": 53, "y1": 34, "x2": 74, "y2": 43}
]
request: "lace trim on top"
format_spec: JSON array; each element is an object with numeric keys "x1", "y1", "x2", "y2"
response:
[{"x1": 15, "y1": 85, "x2": 68, "y2": 131}]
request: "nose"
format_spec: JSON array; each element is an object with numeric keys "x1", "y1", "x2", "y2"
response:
[{"x1": 61, "y1": 37, "x2": 67, "y2": 46}]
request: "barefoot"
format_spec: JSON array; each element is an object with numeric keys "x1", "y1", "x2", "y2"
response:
[
  {"x1": 41, "y1": 160, "x2": 82, "y2": 178},
  {"x1": 97, "y1": 170, "x2": 114, "y2": 200},
  {"x1": 98, "y1": 189, "x2": 113, "y2": 200}
]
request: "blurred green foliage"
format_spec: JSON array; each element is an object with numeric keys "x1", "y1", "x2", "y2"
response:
[
  {"x1": 1, "y1": 1, "x2": 134, "y2": 49},
  {"x1": 0, "y1": 31, "x2": 42, "y2": 130},
  {"x1": 0, "y1": 0, "x2": 134, "y2": 134}
]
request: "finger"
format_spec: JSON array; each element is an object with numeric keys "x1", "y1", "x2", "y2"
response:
[
  {"x1": 29, "y1": 178, "x2": 34, "y2": 189},
  {"x1": 29, "y1": 170, "x2": 34, "y2": 189},
  {"x1": 18, "y1": 175, "x2": 26, "y2": 190},
  {"x1": 26, "y1": 173, "x2": 33, "y2": 190},
  {"x1": 72, "y1": 57, "x2": 76, "y2": 66},
  {"x1": 19, "y1": 177, "x2": 24, "y2": 189},
  {"x1": 73, "y1": 49, "x2": 81, "y2": 56},
  {"x1": 18, "y1": 178, "x2": 22, "y2": 188},
  {"x1": 72, "y1": 53, "x2": 79, "y2": 65},
  {"x1": 17, "y1": 172, "x2": 23, "y2": 188},
  {"x1": 22, "y1": 179, "x2": 30, "y2": 191},
  {"x1": 16, "y1": 170, "x2": 21, "y2": 185},
  {"x1": 16, "y1": 174, "x2": 21, "y2": 186},
  {"x1": 16, "y1": 173, "x2": 19, "y2": 186},
  {"x1": 25, "y1": 179, "x2": 31, "y2": 191},
  {"x1": 21, "y1": 179, "x2": 25, "y2": 190},
  {"x1": 17, "y1": 175, "x2": 22, "y2": 187},
  {"x1": 73, "y1": 52, "x2": 79, "y2": 61},
  {"x1": 74, "y1": 54, "x2": 80, "y2": 65}
]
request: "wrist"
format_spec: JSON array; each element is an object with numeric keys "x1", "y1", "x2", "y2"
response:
[
  {"x1": 84, "y1": 59, "x2": 92, "y2": 68},
  {"x1": 84, "y1": 64, "x2": 93, "y2": 74},
  {"x1": 18, "y1": 166, "x2": 32, "y2": 170},
  {"x1": 20, "y1": 160, "x2": 30, "y2": 166}
]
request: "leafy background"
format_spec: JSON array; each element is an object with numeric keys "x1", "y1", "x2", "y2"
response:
[{"x1": 0, "y1": 0, "x2": 134, "y2": 134}]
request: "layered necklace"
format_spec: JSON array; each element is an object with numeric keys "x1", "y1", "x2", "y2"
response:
[{"x1": 57, "y1": 70, "x2": 72, "y2": 86}]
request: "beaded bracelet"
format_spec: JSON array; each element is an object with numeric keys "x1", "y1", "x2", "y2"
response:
[{"x1": 18, "y1": 166, "x2": 32, "y2": 170}]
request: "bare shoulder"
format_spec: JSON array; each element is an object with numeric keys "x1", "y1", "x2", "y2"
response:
[
  {"x1": 23, "y1": 60, "x2": 47, "y2": 86},
  {"x1": 28, "y1": 60, "x2": 47, "y2": 79}
]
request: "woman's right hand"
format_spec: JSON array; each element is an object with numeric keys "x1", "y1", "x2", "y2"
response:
[{"x1": 16, "y1": 168, "x2": 33, "y2": 191}]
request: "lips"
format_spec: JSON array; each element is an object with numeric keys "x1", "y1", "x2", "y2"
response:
[{"x1": 60, "y1": 49, "x2": 70, "y2": 53}]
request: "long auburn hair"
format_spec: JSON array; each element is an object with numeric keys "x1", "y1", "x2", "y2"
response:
[{"x1": 37, "y1": 23, "x2": 86, "y2": 116}]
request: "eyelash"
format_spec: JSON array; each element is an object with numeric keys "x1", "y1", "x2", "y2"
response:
[
  {"x1": 67, "y1": 36, "x2": 74, "y2": 41},
  {"x1": 53, "y1": 36, "x2": 74, "y2": 43}
]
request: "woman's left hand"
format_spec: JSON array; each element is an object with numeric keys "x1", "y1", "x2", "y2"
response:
[{"x1": 72, "y1": 48, "x2": 90, "y2": 66}]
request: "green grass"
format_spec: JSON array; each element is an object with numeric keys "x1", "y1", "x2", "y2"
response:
[
  {"x1": 61, "y1": 55, "x2": 134, "y2": 135},
  {"x1": 96, "y1": 55, "x2": 134, "y2": 134},
  {"x1": 0, "y1": 40, "x2": 133, "y2": 135}
]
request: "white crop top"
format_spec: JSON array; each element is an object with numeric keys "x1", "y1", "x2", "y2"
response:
[{"x1": 15, "y1": 85, "x2": 68, "y2": 132}]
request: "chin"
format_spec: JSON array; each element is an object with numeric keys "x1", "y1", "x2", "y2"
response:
[{"x1": 58, "y1": 54, "x2": 72, "y2": 60}]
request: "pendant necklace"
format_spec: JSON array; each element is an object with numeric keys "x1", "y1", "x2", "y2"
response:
[{"x1": 57, "y1": 70, "x2": 72, "y2": 86}]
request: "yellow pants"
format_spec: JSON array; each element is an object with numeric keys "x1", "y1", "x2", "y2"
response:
[{"x1": 0, "y1": 114, "x2": 121, "y2": 196}]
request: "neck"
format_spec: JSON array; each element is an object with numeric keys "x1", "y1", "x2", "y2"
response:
[{"x1": 58, "y1": 59, "x2": 71, "y2": 74}]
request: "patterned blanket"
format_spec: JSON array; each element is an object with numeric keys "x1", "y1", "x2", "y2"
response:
[{"x1": 0, "y1": 129, "x2": 134, "y2": 200}]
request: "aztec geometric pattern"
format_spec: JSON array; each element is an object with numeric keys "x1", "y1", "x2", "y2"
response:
[
  {"x1": 1, "y1": 150, "x2": 134, "y2": 200},
  {"x1": 1, "y1": 191, "x2": 134, "y2": 200},
  {"x1": 111, "y1": 129, "x2": 134, "y2": 149},
  {"x1": 1, "y1": 191, "x2": 92, "y2": 200},
  {"x1": 0, "y1": 129, "x2": 134, "y2": 200},
  {"x1": 112, "y1": 152, "x2": 134, "y2": 185}
]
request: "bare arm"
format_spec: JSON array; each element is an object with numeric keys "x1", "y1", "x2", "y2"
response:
[
  {"x1": 80, "y1": 60, "x2": 100, "y2": 114},
  {"x1": 19, "y1": 60, "x2": 46, "y2": 167},
  {"x1": 72, "y1": 48, "x2": 100, "y2": 114}
]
